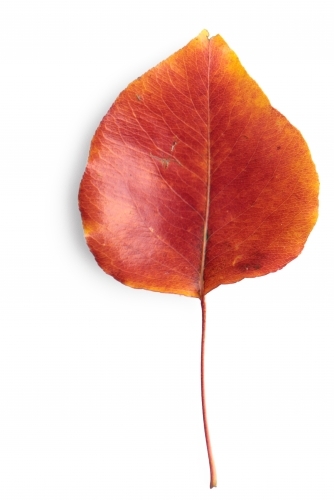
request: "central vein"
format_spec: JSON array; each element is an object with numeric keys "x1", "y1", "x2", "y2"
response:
[{"x1": 199, "y1": 38, "x2": 211, "y2": 297}]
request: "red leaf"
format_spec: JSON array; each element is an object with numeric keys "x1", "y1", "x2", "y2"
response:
[{"x1": 79, "y1": 30, "x2": 319, "y2": 487}]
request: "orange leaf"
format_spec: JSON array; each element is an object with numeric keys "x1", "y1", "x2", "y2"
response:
[{"x1": 79, "y1": 30, "x2": 319, "y2": 487}]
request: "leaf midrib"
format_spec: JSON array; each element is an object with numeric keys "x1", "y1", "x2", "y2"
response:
[{"x1": 199, "y1": 37, "x2": 211, "y2": 298}]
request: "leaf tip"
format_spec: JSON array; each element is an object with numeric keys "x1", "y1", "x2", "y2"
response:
[{"x1": 198, "y1": 29, "x2": 210, "y2": 40}]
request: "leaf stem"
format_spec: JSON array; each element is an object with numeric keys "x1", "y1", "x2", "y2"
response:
[{"x1": 200, "y1": 294, "x2": 217, "y2": 488}]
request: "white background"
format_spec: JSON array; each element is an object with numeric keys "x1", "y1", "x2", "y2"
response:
[{"x1": 1, "y1": 1, "x2": 333, "y2": 499}]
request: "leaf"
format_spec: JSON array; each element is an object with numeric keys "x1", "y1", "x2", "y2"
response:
[{"x1": 78, "y1": 30, "x2": 319, "y2": 488}]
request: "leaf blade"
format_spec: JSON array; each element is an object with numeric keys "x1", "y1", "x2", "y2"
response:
[{"x1": 79, "y1": 31, "x2": 318, "y2": 297}]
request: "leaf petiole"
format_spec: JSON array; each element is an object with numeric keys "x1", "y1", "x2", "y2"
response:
[{"x1": 200, "y1": 295, "x2": 217, "y2": 488}]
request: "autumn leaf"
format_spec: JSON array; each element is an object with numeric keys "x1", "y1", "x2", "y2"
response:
[{"x1": 78, "y1": 30, "x2": 319, "y2": 488}]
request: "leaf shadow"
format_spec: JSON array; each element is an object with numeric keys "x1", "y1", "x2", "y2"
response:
[{"x1": 66, "y1": 120, "x2": 93, "y2": 266}]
